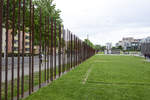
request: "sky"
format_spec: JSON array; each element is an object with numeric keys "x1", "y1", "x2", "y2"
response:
[{"x1": 54, "y1": 0, "x2": 150, "y2": 46}]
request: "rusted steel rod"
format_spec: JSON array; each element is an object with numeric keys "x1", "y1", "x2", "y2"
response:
[
  {"x1": 0, "y1": 0, "x2": 3, "y2": 100},
  {"x1": 71, "y1": 33, "x2": 72, "y2": 69},
  {"x1": 62, "y1": 27, "x2": 65, "y2": 73},
  {"x1": 50, "y1": 18, "x2": 53, "y2": 81},
  {"x1": 17, "y1": 0, "x2": 21, "y2": 99},
  {"x1": 21, "y1": 0, "x2": 26, "y2": 97},
  {"x1": 39, "y1": 8, "x2": 42, "y2": 88},
  {"x1": 58, "y1": 24, "x2": 61, "y2": 77},
  {"x1": 68, "y1": 30, "x2": 70, "y2": 70},
  {"x1": 44, "y1": 16, "x2": 47, "y2": 82},
  {"x1": 31, "y1": 5, "x2": 35, "y2": 92},
  {"x1": 11, "y1": 0, "x2": 15, "y2": 99},
  {"x1": 54, "y1": 19, "x2": 56, "y2": 79},
  {"x1": 69, "y1": 31, "x2": 71, "y2": 69},
  {"x1": 29, "y1": 0, "x2": 32, "y2": 95},
  {"x1": 47, "y1": 17, "x2": 50, "y2": 83},
  {"x1": 69, "y1": 31, "x2": 71, "y2": 70},
  {"x1": 66, "y1": 30, "x2": 69, "y2": 71},
  {"x1": 74, "y1": 35, "x2": 76, "y2": 68},
  {"x1": 5, "y1": 0, "x2": 10, "y2": 99}
]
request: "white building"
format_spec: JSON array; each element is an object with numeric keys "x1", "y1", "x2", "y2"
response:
[
  {"x1": 141, "y1": 37, "x2": 150, "y2": 43},
  {"x1": 106, "y1": 43, "x2": 112, "y2": 50},
  {"x1": 105, "y1": 43, "x2": 112, "y2": 54},
  {"x1": 116, "y1": 37, "x2": 141, "y2": 50}
]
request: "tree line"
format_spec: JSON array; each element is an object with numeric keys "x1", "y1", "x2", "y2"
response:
[{"x1": 2, "y1": 0, "x2": 62, "y2": 46}]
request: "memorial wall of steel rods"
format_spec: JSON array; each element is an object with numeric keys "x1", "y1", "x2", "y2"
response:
[
  {"x1": 141, "y1": 43, "x2": 150, "y2": 58},
  {"x1": 0, "y1": 0, "x2": 95, "y2": 100}
]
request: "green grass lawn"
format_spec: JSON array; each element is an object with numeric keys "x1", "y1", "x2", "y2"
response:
[
  {"x1": 23, "y1": 55, "x2": 150, "y2": 100},
  {"x1": 2, "y1": 65, "x2": 62, "y2": 100}
]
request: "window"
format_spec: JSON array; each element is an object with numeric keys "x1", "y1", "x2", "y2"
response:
[
  {"x1": 14, "y1": 47, "x2": 18, "y2": 51},
  {"x1": 25, "y1": 36, "x2": 29, "y2": 39},
  {"x1": 25, "y1": 48, "x2": 30, "y2": 51},
  {"x1": 25, "y1": 42, "x2": 29, "y2": 45},
  {"x1": 14, "y1": 40, "x2": 18, "y2": 43}
]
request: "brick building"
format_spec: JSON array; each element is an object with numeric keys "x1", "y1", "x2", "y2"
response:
[{"x1": 2, "y1": 28, "x2": 31, "y2": 54}]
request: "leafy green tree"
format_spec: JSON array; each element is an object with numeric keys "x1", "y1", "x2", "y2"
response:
[
  {"x1": 100, "y1": 46, "x2": 106, "y2": 51},
  {"x1": 84, "y1": 39, "x2": 95, "y2": 49},
  {"x1": 95, "y1": 45, "x2": 101, "y2": 52},
  {"x1": 3, "y1": 0, "x2": 62, "y2": 47},
  {"x1": 117, "y1": 46, "x2": 123, "y2": 50},
  {"x1": 112, "y1": 47, "x2": 116, "y2": 50}
]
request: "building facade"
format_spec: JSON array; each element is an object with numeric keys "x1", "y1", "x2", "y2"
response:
[
  {"x1": 2, "y1": 28, "x2": 31, "y2": 54},
  {"x1": 116, "y1": 37, "x2": 141, "y2": 51}
]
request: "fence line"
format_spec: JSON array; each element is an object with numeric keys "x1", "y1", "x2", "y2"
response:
[{"x1": 0, "y1": 0, "x2": 95, "y2": 100}]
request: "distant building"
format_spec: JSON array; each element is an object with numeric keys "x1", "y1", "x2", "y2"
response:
[
  {"x1": 2, "y1": 28, "x2": 31, "y2": 54},
  {"x1": 116, "y1": 37, "x2": 141, "y2": 51},
  {"x1": 116, "y1": 41, "x2": 122, "y2": 47},
  {"x1": 106, "y1": 43, "x2": 112, "y2": 50},
  {"x1": 105, "y1": 43, "x2": 112, "y2": 54},
  {"x1": 141, "y1": 37, "x2": 150, "y2": 43}
]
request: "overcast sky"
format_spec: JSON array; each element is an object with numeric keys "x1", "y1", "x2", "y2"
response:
[{"x1": 54, "y1": 0, "x2": 150, "y2": 46}]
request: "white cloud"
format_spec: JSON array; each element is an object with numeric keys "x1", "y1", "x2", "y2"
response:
[{"x1": 54, "y1": 0, "x2": 150, "y2": 45}]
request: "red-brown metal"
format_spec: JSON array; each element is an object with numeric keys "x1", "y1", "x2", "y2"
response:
[
  {"x1": 0, "y1": 0, "x2": 2, "y2": 99},
  {"x1": 47, "y1": 17, "x2": 50, "y2": 82},
  {"x1": 71, "y1": 33, "x2": 72, "y2": 69},
  {"x1": 0, "y1": 0, "x2": 2, "y2": 98},
  {"x1": 69, "y1": 31, "x2": 71, "y2": 70},
  {"x1": 11, "y1": 0, "x2": 15, "y2": 99},
  {"x1": 0, "y1": 0, "x2": 3, "y2": 100},
  {"x1": 50, "y1": 18, "x2": 53, "y2": 81},
  {"x1": 62, "y1": 27, "x2": 65, "y2": 73},
  {"x1": 68, "y1": 30, "x2": 70, "y2": 71},
  {"x1": 66, "y1": 30, "x2": 69, "y2": 71},
  {"x1": 74, "y1": 35, "x2": 76, "y2": 68},
  {"x1": 77, "y1": 38, "x2": 79, "y2": 65},
  {"x1": 54, "y1": 19, "x2": 56, "y2": 79},
  {"x1": 80, "y1": 40, "x2": 82, "y2": 63},
  {"x1": 68, "y1": 31, "x2": 69, "y2": 70},
  {"x1": 58, "y1": 24, "x2": 61, "y2": 77},
  {"x1": 21, "y1": 0, "x2": 26, "y2": 97},
  {"x1": 17, "y1": 0, "x2": 21, "y2": 99},
  {"x1": 69, "y1": 31, "x2": 71, "y2": 69},
  {"x1": 76, "y1": 37, "x2": 77, "y2": 66},
  {"x1": 5, "y1": 0, "x2": 9, "y2": 99},
  {"x1": 39, "y1": 8, "x2": 42, "y2": 88},
  {"x1": 76, "y1": 37, "x2": 78, "y2": 66},
  {"x1": 29, "y1": 0, "x2": 32, "y2": 95},
  {"x1": 31, "y1": 5, "x2": 35, "y2": 92},
  {"x1": 44, "y1": 16, "x2": 47, "y2": 82},
  {"x1": 0, "y1": 0, "x2": 3, "y2": 97},
  {"x1": 79, "y1": 39, "x2": 81, "y2": 64}
]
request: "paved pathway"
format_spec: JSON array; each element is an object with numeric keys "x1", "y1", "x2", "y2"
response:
[{"x1": 2, "y1": 54, "x2": 76, "y2": 82}]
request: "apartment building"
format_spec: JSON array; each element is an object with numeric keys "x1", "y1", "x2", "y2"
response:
[
  {"x1": 116, "y1": 37, "x2": 141, "y2": 51},
  {"x1": 2, "y1": 28, "x2": 31, "y2": 54}
]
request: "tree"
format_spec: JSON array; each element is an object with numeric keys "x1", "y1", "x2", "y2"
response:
[
  {"x1": 100, "y1": 46, "x2": 106, "y2": 51},
  {"x1": 117, "y1": 46, "x2": 123, "y2": 50},
  {"x1": 112, "y1": 47, "x2": 116, "y2": 50},
  {"x1": 3, "y1": 0, "x2": 62, "y2": 46},
  {"x1": 84, "y1": 39, "x2": 95, "y2": 49},
  {"x1": 95, "y1": 45, "x2": 101, "y2": 52}
]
